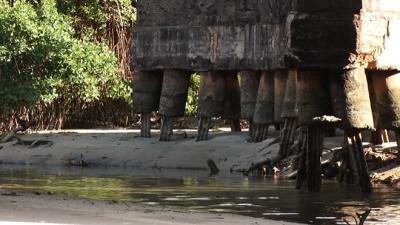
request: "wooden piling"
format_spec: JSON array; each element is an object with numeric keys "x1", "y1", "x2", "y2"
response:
[
  {"x1": 159, "y1": 117, "x2": 175, "y2": 141},
  {"x1": 230, "y1": 119, "x2": 242, "y2": 132},
  {"x1": 133, "y1": 71, "x2": 163, "y2": 137},
  {"x1": 337, "y1": 141, "x2": 355, "y2": 185},
  {"x1": 296, "y1": 128, "x2": 308, "y2": 190},
  {"x1": 280, "y1": 118, "x2": 297, "y2": 157},
  {"x1": 207, "y1": 159, "x2": 220, "y2": 175},
  {"x1": 253, "y1": 71, "x2": 274, "y2": 142},
  {"x1": 306, "y1": 125, "x2": 323, "y2": 192},
  {"x1": 140, "y1": 113, "x2": 151, "y2": 138},
  {"x1": 396, "y1": 129, "x2": 400, "y2": 158},
  {"x1": 295, "y1": 70, "x2": 330, "y2": 192},
  {"x1": 341, "y1": 68, "x2": 374, "y2": 194},
  {"x1": 370, "y1": 129, "x2": 390, "y2": 145},
  {"x1": 330, "y1": 69, "x2": 374, "y2": 193},
  {"x1": 249, "y1": 118, "x2": 255, "y2": 139},
  {"x1": 346, "y1": 130, "x2": 373, "y2": 194},
  {"x1": 197, "y1": 117, "x2": 211, "y2": 141},
  {"x1": 159, "y1": 70, "x2": 191, "y2": 141}
]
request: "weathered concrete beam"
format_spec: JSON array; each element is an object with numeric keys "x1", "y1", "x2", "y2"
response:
[{"x1": 136, "y1": 0, "x2": 400, "y2": 71}]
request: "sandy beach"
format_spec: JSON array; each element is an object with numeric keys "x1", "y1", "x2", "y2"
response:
[{"x1": 0, "y1": 129, "x2": 284, "y2": 173}]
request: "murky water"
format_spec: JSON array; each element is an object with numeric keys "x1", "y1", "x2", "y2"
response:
[{"x1": 0, "y1": 166, "x2": 399, "y2": 225}]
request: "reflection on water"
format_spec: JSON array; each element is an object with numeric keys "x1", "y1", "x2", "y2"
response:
[{"x1": 0, "y1": 166, "x2": 400, "y2": 225}]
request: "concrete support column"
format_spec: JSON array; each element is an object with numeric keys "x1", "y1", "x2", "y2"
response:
[
  {"x1": 279, "y1": 69, "x2": 298, "y2": 157},
  {"x1": 253, "y1": 71, "x2": 275, "y2": 142},
  {"x1": 222, "y1": 72, "x2": 241, "y2": 132},
  {"x1": 197, "y1": 71, "x2": 226, "y2": 141},
  {"x1": 159, "y1": 70, "x2": 191, "y2": 141},
  {"x1": 133, "y1": 71, "x2": 163, "y2": 137},
  {"x1": 240, "y1": 70, "x2": 260, "y2": 140}
]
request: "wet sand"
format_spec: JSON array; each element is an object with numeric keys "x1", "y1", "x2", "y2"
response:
[
  {"x1": 1, "y1": 129, "x2": 400, "y2": 225},
  {"x1": 1, "y1": 129, "x2": 398, "y2": 185},
  {"x1": 0, "y1": 129, "x2": 283, "y2": 173},
  {"x1": 0, "y1": 189, "x2": 301, "y2": 225}
]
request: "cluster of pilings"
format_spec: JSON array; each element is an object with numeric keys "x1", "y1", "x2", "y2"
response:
[
  {"x1": 132, "y1": 0, "x2": 400, "y2": 195},
  {"x1": 134, "y1": 67, "x2": 400, "y2": 194},
  {"x1": 133, "y1": 70, "x2": 241, "y2": 142},
  {"x1": 133, "y1": 69, "x2": 284, "y2": 143}
]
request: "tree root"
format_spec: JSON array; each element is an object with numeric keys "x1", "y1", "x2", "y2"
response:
[{"x1": 0, "y1": 127, "x2": 23, "y2": 144}]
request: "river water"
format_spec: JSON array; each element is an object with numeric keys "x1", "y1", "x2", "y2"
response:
[{"x1": 0, "y1": 166, "x2": 399, "y2": 225}]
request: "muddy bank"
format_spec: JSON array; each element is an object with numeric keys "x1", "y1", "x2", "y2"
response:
[
  {"x1": 1, "y1": 129, "x2": 400, "y2": 188},
  {"x1": 0, "y1": 129, "x2": 283, "y2": 173},
  {"x1": 368, "y1": 143, "x2": 400, "y2": 189},
  {"x1": 372, "y1": 163, "x2": 400, "y2": 189},
  {"x1": 0, "y1": 189, "x2": 301, "y2": 225}
]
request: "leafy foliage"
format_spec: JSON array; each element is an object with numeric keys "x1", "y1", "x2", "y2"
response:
[
  {"x1": 56, "y1": 0, "x2": 136, "y2": 36},
  {"x1": 0, "y1": 0, "x2": 131, "y2": 127},
  {"x1": 56, "y1": 0, "x2": 136, "y2": 79},
  {"x1": 0, "y1": 0, "x2": 200, "y2": 131},
  {"x1": 186, "y1": 74, "x2": 200, "y2": 116}
]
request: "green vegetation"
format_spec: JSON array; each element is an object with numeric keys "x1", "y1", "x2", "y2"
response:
[
  {"x1": 0, "y1": 0, "x2": 135, "y2": 130},
  {"x1": 0, "y1": 0, "x2": 200, "y2": 131},
  {"x1": 55, "y1": 0, "x2": 136, "y2": 78},
  {"x1": 186, "y1": 74, "x2": 200, "y2": 116}
]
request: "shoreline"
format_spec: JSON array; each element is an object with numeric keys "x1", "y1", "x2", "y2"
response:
[
  {"x1": 0, "y1": 129, "x2": 399, "y2": 189},
  {"x1": 0, "y1": 129, "x2": 400, "y2": 225},
  {"x1": 0, "y1": 129, "x2": 282, "y2": 173},
  {"x1": 0, "y1": 189, "x2": 302, "y2": 225}
]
